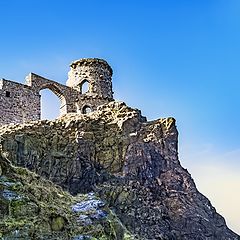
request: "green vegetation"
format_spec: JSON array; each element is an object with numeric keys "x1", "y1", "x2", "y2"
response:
[{"x1": 0, "y1": 155, "x2": 136, "y2": 240}]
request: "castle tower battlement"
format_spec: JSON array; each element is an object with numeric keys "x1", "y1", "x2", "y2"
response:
[
  {"x1": 0, "y1": 58, "x2": 114, "y2": 126},
  {"x1": 67, "y1": 58, "x2": 113, "y2": 113}
]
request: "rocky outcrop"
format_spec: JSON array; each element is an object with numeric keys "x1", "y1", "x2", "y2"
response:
[
  {"x1": 0, "y1": 101, "x2": 239, "y2": 239},
  {"x1": 0, "y1": 153, "x2": 134, "y2": 239}
]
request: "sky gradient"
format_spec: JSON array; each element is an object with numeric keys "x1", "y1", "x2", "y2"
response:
[{"x1": 0, "y1": 0, "x2": 239, "y2": 233}]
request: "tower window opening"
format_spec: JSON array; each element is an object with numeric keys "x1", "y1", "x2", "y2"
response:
[
  {"x1": 6, "y1": 91, "x2": 10, "y2": 97},
  {"x1": 80, "y1": 80, "x2": 89, "y2": 94},
  {"x1": 82, "y1": 106, "x2": 92, "y2": 114}
]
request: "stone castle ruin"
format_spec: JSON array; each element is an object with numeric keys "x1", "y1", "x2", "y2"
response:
[{"x1": 0, "y1": 58, "x2": 114, "y2": 126}]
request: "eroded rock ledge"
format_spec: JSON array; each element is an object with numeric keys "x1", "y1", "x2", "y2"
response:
[{"x1": 0, "y1": 101, "x2": 239, "y2": 239}]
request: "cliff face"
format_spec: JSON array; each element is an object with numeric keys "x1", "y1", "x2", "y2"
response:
[{"x1": 0, "y1": 101, "x2": 239, "y2": 239}]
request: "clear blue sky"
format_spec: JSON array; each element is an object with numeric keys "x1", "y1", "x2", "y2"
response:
[{"x1": 0, "y1": 0, "x2": 240, "y2": 233}]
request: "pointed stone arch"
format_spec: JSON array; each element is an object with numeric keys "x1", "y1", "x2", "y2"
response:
[
  {"x1": 40, "y1": 89, "x2": 61, "y2": 120},
  {"x1": 39, "y1": 83, "x2": 67, "y2": 116},
  {"x1": 26, "y1": 73, "x2": 78, "y2": 116},
  {"x1": 79, "y1": 79, "x2": 90, "y2": 94}
]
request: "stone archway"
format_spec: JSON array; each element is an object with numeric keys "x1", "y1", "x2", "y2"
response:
[
  {"x1": 79, "y1": 79, "x2": 90, "y2": 94},
  {"x1": 26, "y1": 73, "x2": 78, "y2": 117},
  {"x1": 39, "y1": 83, "x2": 67, "y2": 116}
]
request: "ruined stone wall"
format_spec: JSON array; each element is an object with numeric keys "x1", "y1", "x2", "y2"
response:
[
  {"x1": 0, "y1": 58, "x2": 115, "y2": 125},
  {"x1": 76, "y1": 95, "x2": 112, "y2": 113},
  {"x1": 25, "y1": 73, "x2": 78, "y2": 115},
  {"x1": 0, "y1": 74, "x2": 79, "y2": 126},
  {"x1": 0, "y1": 79, "x2": 40, "y2": 125}
]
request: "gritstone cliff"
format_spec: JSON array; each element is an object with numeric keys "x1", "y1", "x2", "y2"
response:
[{"x1": 0, "y1": 101, "x2": 239, "y2": 240}]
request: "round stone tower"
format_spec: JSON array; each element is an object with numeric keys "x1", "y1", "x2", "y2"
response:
[{"x1": 66, "y1": 58, "x2": 114, "y2": 114}]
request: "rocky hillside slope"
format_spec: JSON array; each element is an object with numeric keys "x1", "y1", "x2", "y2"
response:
[
  {"x1": 0, "y1": 101, "x2": 239, "y2": 239},
  {"x1": 0, "y1": 151, "x2": 134, "y2": 239}
]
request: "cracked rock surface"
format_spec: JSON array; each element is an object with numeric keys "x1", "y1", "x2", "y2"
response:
[{"x1": 0, "y1": 101, "x2": 239, "y2": 239}]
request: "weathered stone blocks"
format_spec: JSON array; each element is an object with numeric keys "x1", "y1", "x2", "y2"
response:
[{"x1": 0, "y1": 58, "x2": 114, "y2": 126}]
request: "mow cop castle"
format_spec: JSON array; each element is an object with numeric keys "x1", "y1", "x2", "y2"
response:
[{"x1": 0, "y1": 58, "x2": 114, "y2": 126}]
